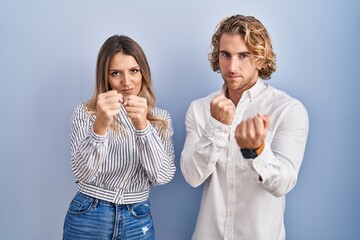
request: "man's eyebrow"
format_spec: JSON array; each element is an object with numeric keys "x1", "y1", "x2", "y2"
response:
[{"x1": 219, "y1": 50, "x2": 250, "y2": 55}]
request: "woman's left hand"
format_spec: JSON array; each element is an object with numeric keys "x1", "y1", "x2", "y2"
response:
[{"x1": 123, "y1": 95, "x2": 148, "y2": 130}]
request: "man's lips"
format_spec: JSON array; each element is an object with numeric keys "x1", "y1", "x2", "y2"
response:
[{"x1": 227, "y1": 75, "x2": 240, "y2": 80}]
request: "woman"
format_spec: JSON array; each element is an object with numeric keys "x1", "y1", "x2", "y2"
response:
[{"x1": 63, "y1": 35, "x2": 176, "y2": 239}]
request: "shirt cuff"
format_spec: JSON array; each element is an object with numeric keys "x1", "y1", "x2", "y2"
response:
[
  {"x1": 204, "y1": 117, "x2": 231, "y2": 143},
  {"x1": 134, "y1": 121, "x2": 151, "y2": 137},
  {"x1": 252, "y1": 142, "x2": 271, "y2": 182},
  {"x1": 204, "y1": 117, "x2": 231, "y2": 167},
  {"x1": 90, "y1": 124, "x2": 108, "y2": 143}
]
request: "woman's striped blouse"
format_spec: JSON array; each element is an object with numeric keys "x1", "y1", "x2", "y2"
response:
[{"x1": 70, "y1": 104, "x2": 176, "y2": 204}]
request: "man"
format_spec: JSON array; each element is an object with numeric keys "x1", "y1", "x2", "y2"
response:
[{"x1": 180, "y1": 15, "x2": 309, "y2": 240}]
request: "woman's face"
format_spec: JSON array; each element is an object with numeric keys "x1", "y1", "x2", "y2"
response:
[{"x1": 108, "y1": 52, "x2": 142, "y2": 97}]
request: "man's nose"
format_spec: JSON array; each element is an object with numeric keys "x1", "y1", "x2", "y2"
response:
[{"x1": 228, "y1": 57, "x2": 239, "y2": 72}]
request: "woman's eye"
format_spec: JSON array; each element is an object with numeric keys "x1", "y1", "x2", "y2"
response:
[
  {"x1": 130, "y1": 68, "x2": 140, "y2": 74},
  {"x1": 111, "y1": 72, "x2": 120, "y2": 77}
]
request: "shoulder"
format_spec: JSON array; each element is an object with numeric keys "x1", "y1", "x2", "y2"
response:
[
  {"x1": 189, "y1": 91, "x2": 220, "y2": 109},
  {"x1": 153, "y1": 106, "x2": 171, "y2": 120},
  {"x1": 72, "y1": 103, "x2": 87, "y2": 114},
  {"x1": 266, "y1": 84, "x2": 305, "y2": 105},
  {"x1": 183, "y1": 91, "x2": 220, "y2": 121},
  {"x1": 71, "y1": 103, "x2": 92, "y2": 120},
  {"x1": 265, "y1": 84, "x2": 308, "y2": 119}
]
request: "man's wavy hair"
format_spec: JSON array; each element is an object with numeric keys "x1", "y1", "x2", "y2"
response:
[{"x1": 209, "y1": 15, "x2": 277, "y2": 80}]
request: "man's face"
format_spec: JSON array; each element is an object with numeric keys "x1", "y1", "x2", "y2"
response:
[{"x1": 218, "y1": 33, "x2": 259, "y2": 95}]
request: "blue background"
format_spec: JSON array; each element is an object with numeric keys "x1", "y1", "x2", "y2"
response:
[{"x1": 1, "y1": 0, "x2": 359, "y2": 239}]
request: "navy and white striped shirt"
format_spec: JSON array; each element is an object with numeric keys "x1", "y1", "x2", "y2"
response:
[{"x1": 70, "y1": 104, "x2": 176, "y2": 204}]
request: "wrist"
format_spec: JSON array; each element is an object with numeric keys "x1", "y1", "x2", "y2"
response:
[
  {"x1": 240, "y1": 142, "x2": 265, "y2": 159},
  {"x1": 134, "y1": 121, "x2": 148, "y2": 131},
  {"x1": 93, "y1": 120, "x2": 108, "y2": 136}
]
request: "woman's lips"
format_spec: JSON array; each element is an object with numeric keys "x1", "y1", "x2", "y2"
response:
[{"x1": 121, "y1": 88, "x2": 134, "y2": 94}]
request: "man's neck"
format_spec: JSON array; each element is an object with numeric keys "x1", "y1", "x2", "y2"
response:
[{"x1": 226, "y1": 89, "x2": 242, "y2": 106}]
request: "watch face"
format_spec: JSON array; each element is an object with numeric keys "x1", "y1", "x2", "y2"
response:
[{"x1": 240, "y1": 149, "x2": 257, "y2": 159}]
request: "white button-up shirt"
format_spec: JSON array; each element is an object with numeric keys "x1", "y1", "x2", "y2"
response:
[{"x1": 180, "y1": 79, "x2": 309, "y2": 240}]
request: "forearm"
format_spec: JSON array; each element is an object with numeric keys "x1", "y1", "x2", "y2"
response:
[
  {"x1": 136, "y1": 123, "x2": 176, "y2": 185},
  {"x1": 71, "y1": 127, "x2": 108, "y2": 182},
  {"x1": 181, "y1": 117, "x2": 230, "y2": 187},
  {"x1": 180, "y1": 142, "x2": 220, "y2": 188},
  {"x1": 252, "y1": 143, "x2": 299, "y2": 197},
  {"x1": 252, "y1": 102, "x2": 309, "y2": 197}
]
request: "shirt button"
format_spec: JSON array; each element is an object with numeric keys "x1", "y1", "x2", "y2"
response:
[{"x1": 229, "y1": 184, "x2": 234, "y2": 189}]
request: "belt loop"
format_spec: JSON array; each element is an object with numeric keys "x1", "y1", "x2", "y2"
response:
[
  {"x1": 92, "y1": 197, "x2": 99, "y2": 208},
  {"x1": 126, "y1": 203, "x2": 132, "y2": 212}
]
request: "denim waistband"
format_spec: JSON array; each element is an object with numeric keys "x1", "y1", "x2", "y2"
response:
[
  {"x1": 76, "y1": 191, "x2": 117, "y2": 206},
  {"x1": 76, "y1": 191, "x2": 149, "y2": 208}
]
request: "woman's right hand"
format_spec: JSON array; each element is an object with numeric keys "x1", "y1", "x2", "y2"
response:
[{"x1": 93, "y1": 90, "x2": 123, "y2": 135}]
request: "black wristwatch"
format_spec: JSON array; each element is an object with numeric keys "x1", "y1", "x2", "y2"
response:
[
  {"x1": 240, "y1": 143, "x2": 264, "y2": 159},
  {"x1": 240, "y1": 148, "x2": 258, "y2": 159}
]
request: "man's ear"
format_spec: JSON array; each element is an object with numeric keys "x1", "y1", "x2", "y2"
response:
[
  {"x1": 252, "y1": 58, "x2": 264, "y2": 70},
  {"x1": 255, "y1": 61, "x2": 265, "y2": 71}
]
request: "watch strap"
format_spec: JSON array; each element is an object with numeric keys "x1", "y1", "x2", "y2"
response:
[{"x1": 240, "y1": 142, "x2": 265, "y2": 159}]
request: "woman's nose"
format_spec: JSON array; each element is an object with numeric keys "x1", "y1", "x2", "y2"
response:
[{"x1": 121, "y1": 73, "x2": 131, "y2": 85}]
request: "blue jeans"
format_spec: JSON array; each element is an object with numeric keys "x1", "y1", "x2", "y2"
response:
[{"x1": 63, "y1": 192, "x2": 155, "y2": 240}]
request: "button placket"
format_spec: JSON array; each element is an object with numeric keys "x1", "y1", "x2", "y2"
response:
[{"x1": 224, "y1": 97, "x2": 250, "y2": 239}]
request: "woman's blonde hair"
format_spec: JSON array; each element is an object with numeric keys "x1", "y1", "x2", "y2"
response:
[
  {"x1": 209, "y1": 15, "x2": 277, "y2": 80},
  {"x1": 85, "y1": 35, "x2": 168, "y2": 138}
]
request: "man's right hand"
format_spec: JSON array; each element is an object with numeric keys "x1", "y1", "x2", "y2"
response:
[
  {"x1": 210, "y1": 94, "x2": 236, "y2": 126},
  {"x1": 93, "y1": 90, "x2": 123, "y2": 135}
]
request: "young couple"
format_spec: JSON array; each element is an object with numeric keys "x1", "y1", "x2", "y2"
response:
[{"x1": 63, "y1": 14, "x2": 309, "y2": 240}]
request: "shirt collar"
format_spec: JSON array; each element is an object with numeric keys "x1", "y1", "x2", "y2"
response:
[{"x1": 221, "y1": 78, "x2": 266, "y2": 102}]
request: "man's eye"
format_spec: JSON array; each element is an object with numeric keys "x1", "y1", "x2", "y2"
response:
[
  {"x1": 220, "y1": 52, "x2": 230, "y2": 58},
  {"x1": 239, "y1": 53, "x2": 249, "y2": 59}
]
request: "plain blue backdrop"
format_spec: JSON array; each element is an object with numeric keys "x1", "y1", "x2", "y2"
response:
[{"x1": 1, "y1": 0, "x2": 359, "y2": 239}]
